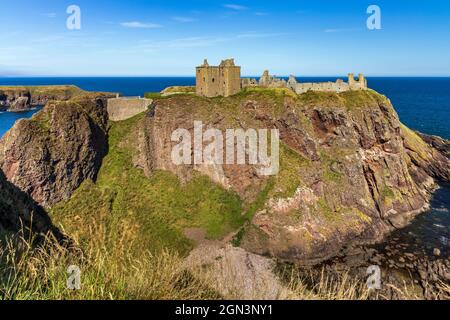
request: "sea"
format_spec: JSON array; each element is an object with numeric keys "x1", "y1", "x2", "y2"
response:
[{"x1": 0, "y1": 76, "x2": 449, "y2": 256}]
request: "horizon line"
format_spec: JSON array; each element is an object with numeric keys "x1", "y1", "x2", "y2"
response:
[{"x1": 2, "y1": 75, "x2": 450, "y2": 78}]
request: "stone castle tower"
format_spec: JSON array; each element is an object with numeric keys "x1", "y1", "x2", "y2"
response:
[
  {"x1": 348, "y1": 73, "x2": 367, "y2": 90},
  {"x1": 196, "y1": 59, "x2": 241, "y2": 97}
]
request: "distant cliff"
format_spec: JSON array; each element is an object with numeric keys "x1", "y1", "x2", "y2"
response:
[{"x1": 0, "y1": 85, "x2": 114, "y2": 112}]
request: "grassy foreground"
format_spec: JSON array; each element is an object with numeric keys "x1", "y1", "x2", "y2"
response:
[{"x1": 1, "y1": 234, "x2": 432, "y2": 300}]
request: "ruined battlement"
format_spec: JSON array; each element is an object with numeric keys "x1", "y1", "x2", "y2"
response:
[
  {"x1": 287, "y1": 73, "x2": 367, "y2": 94},
  {"x1": 196, "y1": 59, "x2": 368, "y2": 97}
]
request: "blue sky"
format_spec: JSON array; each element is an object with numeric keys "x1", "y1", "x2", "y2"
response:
[{"x1": 1, "y1": 0, "x2": 450, "y2": 76}]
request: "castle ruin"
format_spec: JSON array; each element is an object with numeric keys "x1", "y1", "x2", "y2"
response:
[
  {"x1": 286, "y1": 73, "x2": 367, "y2": 94},
  {"x1": 196, "y1": 58, "x2": 368, "y2": 97},
  {"x1": 196, "y1": 59, "x2": 241, "y2": 97}
]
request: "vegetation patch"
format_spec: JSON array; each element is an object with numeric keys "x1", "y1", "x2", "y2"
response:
[
  {"x1": 51, "y1": 113, "x2": 246, "y2": 257},
  {"x1": 271, "y1": 144, "x2": 310, "y2": 199}
]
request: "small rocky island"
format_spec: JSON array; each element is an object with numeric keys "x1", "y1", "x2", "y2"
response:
[{"x1": 0, "y1": 60, "x2": 449, "y2": 300}]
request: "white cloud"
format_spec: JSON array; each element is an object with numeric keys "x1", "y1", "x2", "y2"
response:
[
  {"x1": 120, "y1": 21, "x2": 162, "y2": 29},
  {"x1": 172, "y1": 16, "x2": 196, "y2": 23},
  {"x1": 223, "y1": 4, "x2": 248, "y2": 11}
]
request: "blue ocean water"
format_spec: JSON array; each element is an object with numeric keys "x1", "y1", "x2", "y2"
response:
[
  {"x1": 1, "y1": 77, "x2": 449, "y2": 139},
  {"x1": 0, "y1": 107, "x2": 42, "y2": 138}
]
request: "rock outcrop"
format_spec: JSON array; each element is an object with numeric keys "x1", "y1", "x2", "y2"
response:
[
  {"x1": 0, "y1": 98, "x2": 109, "y2": 207},
  {"x1": 416, "y1": 132, "x2": 450, "y2": 158},
  {"x1": 135, "y1": 88, "x2": 449, "y2": 264},
  {"x1": 0, "y1": 85, "x2": 115, "y2": 112},
  {"x1": 0, "y1": 168, "x2": 64, "y2": 242}
]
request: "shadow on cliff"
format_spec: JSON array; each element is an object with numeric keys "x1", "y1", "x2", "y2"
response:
[{"x1": 0, "y1": 168, "x2": 69, "y2": 247}]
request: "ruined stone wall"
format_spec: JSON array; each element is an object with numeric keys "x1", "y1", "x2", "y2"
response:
[
  {"x1": 290, "y1": 81, "x2": 350, "y2": 94},
  {"x1": 287, "y1": 74, "x2": 367, "y2": 94},
  {"x1": 256, "y1": 70, "x2": 287, "y2": 88},
  {"x1": 107, "y1": 97, "x2": 152, "y2": 121}
]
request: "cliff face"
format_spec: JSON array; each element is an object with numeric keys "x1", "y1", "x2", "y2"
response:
[
  {"x1": 136, "y1": 89, "x2": 449, "y2": 263},
  {"x1": 1, "y1": 88, "x2": 448, "y2": 264},
  {"x1": 0, "y1": 98, "x2": 109, "y2": 207},
  {"x1": 0, "y1": 85, "x2": 111, "y2": 112},
  {"x1": 0, "y1": 169, "x2": 63, "y2": 241}
]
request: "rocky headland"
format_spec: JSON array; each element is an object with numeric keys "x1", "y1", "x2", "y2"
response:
[
  {"x1": 137, "y1": 88, "x2": 449, "y2": 263},
  {"x1": 0, "y1": 86, "x2": 448, "y2": 299},
  {"x1": 0, "y1": 85, "x2": 115, "y2": 112}
]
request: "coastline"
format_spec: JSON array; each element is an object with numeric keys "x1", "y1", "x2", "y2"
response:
[{"x1": 0, "y1": 81, "x2": 448, "y2": 300}]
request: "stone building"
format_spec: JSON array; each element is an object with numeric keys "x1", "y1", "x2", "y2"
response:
[{"x1": 196, "y1": 59, "x2": 241, "y2": 97}]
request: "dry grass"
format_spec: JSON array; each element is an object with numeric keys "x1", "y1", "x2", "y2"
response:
[
  {"x1": 0, "y1": 235, "x2": 219, "y2": 300},
  {"x1": 1, "y1": 229, "x2": 446, "y2": 300}
]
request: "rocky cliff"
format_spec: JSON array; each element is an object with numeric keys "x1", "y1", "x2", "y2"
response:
[
  {"x1": 0, "y1": 169, "x2": 63, "y2": 242},
  {"x1": 0, "y1": 87, "x2": 448, "y2": 265},
  {"x1": 136, "y1": 88, "x2": 449, "y2": 263},
  {"x1": 0, "y1": 85, "x2": 113, "y2": 112},
  {"x1": 0, "y1": 97, "x2": 109, "y2": 207}
]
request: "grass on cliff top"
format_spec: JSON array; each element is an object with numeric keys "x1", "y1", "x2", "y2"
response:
[
  {"x1": 50, "y1": 113, "x2": 246, "y2": 257},
  {"x1": 0, "y1": 85, "x2": 82, "y2": 95},
  {"x1": 161, "y1": 86, "x2": 196, "y2": 94},
  {"x1": 0, "y1": 85, "x2": 116, "y2": 101},
  {"x1": 296, "y1": 89, "x2": 387, "y2": 111}
]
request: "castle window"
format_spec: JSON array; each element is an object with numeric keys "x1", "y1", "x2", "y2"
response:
[
  {"x1": 203, "y1": 77, "x2": 205, "y2": 81},
  {"x1": 212, "y1": 78, "x2": 215, "y2": 83}
]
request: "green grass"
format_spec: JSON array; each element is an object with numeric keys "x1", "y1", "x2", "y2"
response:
[
  {"x1": 144, "y1": 92, "x2": 163, "y2": 99},
  {"x1": 161, "y1": 86, "x2": 196, "y2": 94},
  {"x1": 380, "y1": 186, "x2": 395, "y2": 199},
  {"x1": 51, "y1": 113, "x2": 246, "y2": 257},
  {"x1": 271, "y1": 144, "x2": 310, "y2": 199}
]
